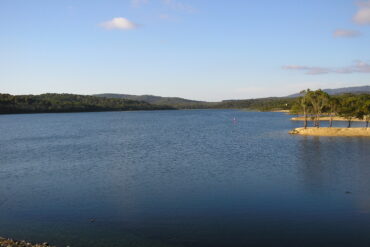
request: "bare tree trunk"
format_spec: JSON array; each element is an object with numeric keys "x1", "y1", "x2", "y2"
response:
[
  {"x1": 304, "y1": 111, "x2": 307, "y2": 129},
  {"x1": 347, "y1": 118, "x2": 352, "y2": 128},
  {"x1": 317, "y1": 112, "x2": 321, "y2": 128},
  {"x1": 304, "y1": 117, "x2": 307, "y2": 129}
]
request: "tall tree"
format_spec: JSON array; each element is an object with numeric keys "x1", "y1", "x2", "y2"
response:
[
  {"x1": 357, "y1": 98, "x2": 370, "y2": 128},
  {"x1": 298, "y1": 89, "x2": 312, "y2": 129},
  {"x1": 338, "y1": 95, "x2": 359, "y2": 128},
  {"x1": 306, "y1": 89, "x2": 329, "y2": 128},
  {"x1": 327, "y1": 97, "x2": 340, "y2": 128}
]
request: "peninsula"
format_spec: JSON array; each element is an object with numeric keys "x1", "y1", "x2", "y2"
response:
[{"x1": 289, "y1": 89, "x2": 370, "y2": 137}]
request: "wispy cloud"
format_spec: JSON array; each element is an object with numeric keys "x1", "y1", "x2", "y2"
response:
[
  {"x1": 131, "y1": 0, "x2": 195, "y2": 11},
  {"x1": 100, "y1": 17, "x2": 138, "y2": 30},
  {"x1": 333, "y1": 29, "x2": 361, "y2": 38},
  {"x1": 159, "y1": 14, "x2": 171, "y2": 20},
  {"x1": 282, "y1": 65, "x2": 331, "y2": 75},
  {"x1": 131, "y1": 0, "x2": 149, "y2": 7},
  {"x1": 283, "y1": 61, "x2": 370, "y2": 75},
  {"x1": 353, "y1": 0, "x2": 370, "y2": 25},
  {"x1": 162, "y1": 0, "x2": 196, "y2": 13}
]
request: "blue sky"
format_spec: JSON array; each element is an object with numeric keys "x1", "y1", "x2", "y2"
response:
[{"x1": 0, "y1": 0, "x2": 369, "y2": 101}]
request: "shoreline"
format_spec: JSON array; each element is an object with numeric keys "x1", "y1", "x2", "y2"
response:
[
  {"x1": 291, "y1": 116, "x2": 364, "y2": 122},
  {"x1": 289, "y1": 127, "x2": 370, "y2": 137},
  {"x1": 270, "y1": 110, "x2": 290, "y2": 113}
]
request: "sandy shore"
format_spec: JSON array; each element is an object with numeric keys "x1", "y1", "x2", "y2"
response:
[
  {"x1": 289, "y1": 127, "x2": 370, "y2": 137},
  {"x1": 291, "y1": 116, "x2": 364, "y2": 122},
  {"x1": 271, "y1": 110, "x2": 290, "y2": 113},
  {"x1": 0, "y1": 237, "x2": 53, "y2": 247}
]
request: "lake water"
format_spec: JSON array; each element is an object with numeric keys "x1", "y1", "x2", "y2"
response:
[{"x1": 0, "y1": 110, "x2": 370, "y2": 247}]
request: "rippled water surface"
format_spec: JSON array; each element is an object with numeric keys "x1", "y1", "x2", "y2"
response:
[{"x1": 0, "y1": 110, "x2": 370, "y2": 247}]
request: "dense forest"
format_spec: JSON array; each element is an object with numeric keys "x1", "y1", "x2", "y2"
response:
[
  {"x1": 214, "y1": 97, "x2": 295, "y2": 111},
  {"x1": 0, "y1": 93, "x2": 298, "y2": 114},
  {"x1": 0, "y1": 93, "x2": 174, "y2": 114},
  {"x1": 291, "y1": 90, "x2": 370, "y2": 128},
  {"x1": 95, "y1": 93, "x2": 210, "y2": 109}
]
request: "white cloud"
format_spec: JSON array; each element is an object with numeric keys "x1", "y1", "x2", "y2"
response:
[
  {"x1": 100, "y1": 17, "x2": 138, "y2": 30},
  {"x1": 353, "y1": 1, "x2": 370, "y2": 25},
  {"x1": 283, "y1": 61, "x2": 370, "y2": 75},
  {"x1": 131, "y1": 0, "x2": 149, "y2": 7},
  {"x1": 333, "y1": 29, "x2": 361, "y2": 38}
]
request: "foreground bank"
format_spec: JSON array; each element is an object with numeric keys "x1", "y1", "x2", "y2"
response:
[
  {"x1": 0, "y1": 237, "x2": 54, "y2": 247},
  {"x1": 290, "y1": 127, "x2": 370, "y2": 137}
]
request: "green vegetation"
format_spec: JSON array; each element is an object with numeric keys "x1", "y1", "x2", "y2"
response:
[
  {"x1": 95, "y1": 93, "x2": 210, "y2": 109},
  {"x1": 0, "y1": 93, "x2": 174, "y2": 114},
  {"x1": 291, "y1": 89, "x2": 370, "y2": 128},
  {"x1": 215, "y1": 97, "x2": 295, "y2": 111}
]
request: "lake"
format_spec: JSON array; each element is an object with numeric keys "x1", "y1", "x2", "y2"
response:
[{"x1": 0, "y1": 110, "x2": 370, "y2": 247}]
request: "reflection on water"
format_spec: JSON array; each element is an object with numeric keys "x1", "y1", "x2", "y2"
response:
[
  {"x1": 299, "y1": 135, "x2": 370, "y2": 194},
  {"x1": 299, "y1": 137, "x2": 325, "y2": 191},
  {"x1": 0, "y1": 110, "x2": 370, "y2": 247}
]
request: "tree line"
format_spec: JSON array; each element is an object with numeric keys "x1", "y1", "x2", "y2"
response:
[
  {"x1": 0, "y1": 93, "x2": 302, "y2": 113},
  {"x1": 0, "y1": 93, "x2": 174, "y2": 114},
  {"x1": 1, "y1": 91, "x2": 369, "y2": 117},
  {"x1": 291, "y1": 89, "x2": 370, "y2": 128}
]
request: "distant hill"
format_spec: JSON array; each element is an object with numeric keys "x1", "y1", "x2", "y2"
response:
[
  {"x1": 94, "y1": 94, "x2": 212, "y2": 109},
  {"x1": 95, "y1": 94, "x2": 295, "y2": 111},
  {"x1": 288, "y1": 85, "x2": 370, "y2": 97},
  {"x1": 99, "y1": 86, "x2": 370, "y2": 111}
]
